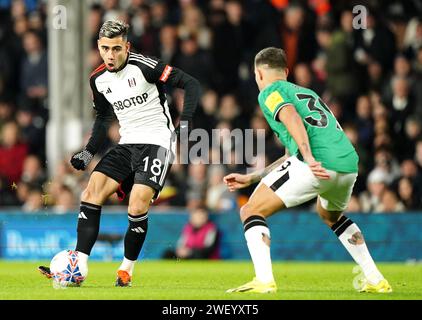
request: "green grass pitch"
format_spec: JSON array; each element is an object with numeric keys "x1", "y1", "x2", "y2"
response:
[{"x1": 0, "y1": 260, "x2": 421, "y2": 300}]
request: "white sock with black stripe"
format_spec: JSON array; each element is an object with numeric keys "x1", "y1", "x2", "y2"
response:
[
  {"x1": 331, "y1": 215, "x2": 384, "y2": 285},
  {"x1": 243, "y1": 215, "x2": 274, "y2": 284}
]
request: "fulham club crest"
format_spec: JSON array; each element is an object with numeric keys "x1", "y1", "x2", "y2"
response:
[{"x1": 128, "y1": 78, "x2": 136, "y2": 87}]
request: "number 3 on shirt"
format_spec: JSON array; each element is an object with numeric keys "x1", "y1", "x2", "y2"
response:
[{"x1": 296, "y1": 93, "x2": 342, "y2": 131}]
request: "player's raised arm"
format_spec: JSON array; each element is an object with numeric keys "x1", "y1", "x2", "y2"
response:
[
  {"x1": 277, "y1": 105, "x2": 330, "y2": 180},
  {"x1": 70, "y1": 72, "x2": 114, "y2": 171}
]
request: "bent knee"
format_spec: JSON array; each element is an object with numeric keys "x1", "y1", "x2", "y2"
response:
[
  {"x1": 128, "y1": 199, "x2": 150, "y2": 215},
  {"x1": 240, "y1": 203, "x2": 261, "y2": 222},
  {"x1": 319, "y1": 212, "x2": 343, "y2": 227},
  {"x1": 81, "y1": 188, "x2": 106, "y2": 205}
]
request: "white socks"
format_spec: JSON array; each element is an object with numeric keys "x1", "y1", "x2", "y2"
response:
[
  {"x1": 332, "y1": 215, "x2": 384, "y2": 285},
  {"x1": 77, "y1": 251, "x2": 89, "y2": 265},
  {"x1": 242, "y1": 214, "x2": 384, "y2": 286},
  {"x1": 77, "y1": 248, "x2": 136, "y2": 276},
  {"x1": 243, "y1": 216, "x2": 275, "y2": 284}
]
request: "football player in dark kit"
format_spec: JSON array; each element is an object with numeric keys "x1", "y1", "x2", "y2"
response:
[{"x1": 39, "y1": 20, "x2": 200, "y2": 287}]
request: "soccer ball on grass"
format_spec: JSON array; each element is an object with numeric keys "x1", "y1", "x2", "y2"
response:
[{"x1": 50, "y1": 250, "x2": 88, "y2": 288}]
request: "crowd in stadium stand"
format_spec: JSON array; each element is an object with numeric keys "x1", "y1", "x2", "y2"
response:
[{"x1": 0, "y1": 0, "x2": 421, "y2": 213}]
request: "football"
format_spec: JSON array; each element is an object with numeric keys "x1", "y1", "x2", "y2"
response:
[{"x1": 50, "y1": 250, "x2": 88, "y2": 288}]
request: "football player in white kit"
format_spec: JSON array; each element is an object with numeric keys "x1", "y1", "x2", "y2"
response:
[{"x1": 39, "y1": 20, "x2": 200, "y2": 287}]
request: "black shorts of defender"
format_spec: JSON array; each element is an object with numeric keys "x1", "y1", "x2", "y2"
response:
[{"x1": 94, "y1": 144, "x2": 174, "y2": 200}]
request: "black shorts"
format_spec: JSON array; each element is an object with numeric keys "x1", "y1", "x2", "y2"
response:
[{"x1": 94, "y1": 144, "x2": 174, "y2": 199}]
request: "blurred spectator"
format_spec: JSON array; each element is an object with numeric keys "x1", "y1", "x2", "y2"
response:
[
  {"x1": 381, "y1": 55, "x2": 416, "y2": 98},
  {"x1": 325, "y1": 96, "x2": 344, "y2": 124},
  {"x1": 400, "y1": 159, "x2": 420, "y2": 179},
  {"x1": 343, "y1": 123, "x2": 370, "y2": 193},
  {"x1": 10, "y1": 0, "x2": 27, "y2": 20},
  {"x1": 397, "y1": 159, "x2": 422, "y2": 200},
  {"x1": 52, "y1": 184, "x2": 76, "y2": 214},
  {"x1": 293, "y1": 62, "x2": 324, "y2": 94},
  {"x1": 281, "y1": 5, "x2": 317, "y2": 70},
  {"x1": 158, "y1": 24, "x2": 178, "y2": 64},
  {"x1": 396, "y1": 54, "x2": 415, "y2": 78},
  {"x1": 20, "y1": 154, "x2": 46, "y2": 186},
  {"x1": 150, "y1": 1, "x2": 169, "y2": 29},
  {"x1": 250, "y1": 113, "x2": 283, "y2": 164},
  {"x1": 345, "y1": 195, "x2": 362, "y2": 213},
  {"x1": 373, "y1": 147, "x2": 401, "y2": 184},
  {"x1": 355, "y1": 95, "x2": 374, "y2": 149},
  {"x1": 15, "y1": 181, "x2": 30, "y2": 205},
  {"x1": 397, "y1": 177, "x2": 421, "y2": 210},
  {"x1": 415, "y1": 46, "x2": 422, "y2": 74},
  {"x1": 396, "y1": 116, "x2": 422, "y2": 160},
  {"x1": 0, "y1": 175, "x2": 19, "y2": 205},
  {"x1": 20, "y1": 31, "x2": 47, "y2": 113},
  {"x1": 0, "y1": 121, "x2": 28, "y2": 184},
  {"x1": 172, "y1": 33, "x2": 213, "y2": 89},
  {"x1": 211, "y1": 0, "x2": 253, "y2": 94},
  {"x1": 15, "y1": 105, "x2": 45, "y2": 159},
  {"x1": 354, "y1": 10, "x2": 396, "y2": 72},
  {"x1": 158, "y1": 153, "x2": 187, "y2": 207},
  {"x1": 217, "y1": 93, "x2": 248, "y2": 130},
  {"x1": 0, "y1": 100, "x2": 14, "y2": 128},
  {"x1": 205, "y1": 164, "x2": 237, "y2": 211},
  {"x1": 45, "y1": 155, "x2": 86, "y2": 207},
  {"x1": 28, "y1": 11, "x2": 46, "y2": 45},
  {"x1": 177, "y1": 4, "x2": 212, "y2": 50},
  {"x1": 162, "y1": 207, "x2": 220, "y2": 259},
  {"x1": 359, "y1": 168, "x2": 389, "y2": 212},
  {"x1": 207, "y1": 0, "x2": 226, "y2": 29},
  {"x1": 213, "y1": 120, "x2": 236, "y2": 165},
  {"x1": 186, "y1": 162, "x2": 207, "y2": 210},
  {"x1": 323, "y1": 15, "x2": 359, "y2": 114},
  {"x1": 376, "y1": 188, "x2": 405, "y2": 213},
  {"x1": 22, "y1": 185, "x2": 43, "y2": 212},
  {"x1": 403, "y1": 17, "x2": 422, "y2": 59},
  {"x1": 385, "y1": 76, "x2": 416, "y2": 140},
  {"x1": 366, "y1": 59, "x2": 386, "y2": 92},
  {"x1": 415, "y1": 140, "x2": 422, "y2": 170},
  {"x1": 193, "y1": 88, "x2": 218, "y2": 135},
  {"x1": 126, "y1": 0, "x2": 147, "y2": 14},
  {"x1": 89, "y1": 4, "x2": 103, "y2": 47},
  {"x1": 128, "y1": 5, "x2": 160, "y2": 55},
  {"x1": 102, "y1": 0, "x2": 121, "y2": 22},
  {"x1": 88, "y1": 47, "x2": 103, "y2": 72}
]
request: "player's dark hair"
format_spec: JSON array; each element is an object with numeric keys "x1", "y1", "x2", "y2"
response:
[
  {"x1": 254, "y1": 47, "x2": 287, "y2": 70},
  {"x1": 99, "y1": 20, "x2": 129, "y2": 40}
]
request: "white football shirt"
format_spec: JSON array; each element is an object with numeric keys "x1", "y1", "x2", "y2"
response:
[{"x1": 90, "y1": 52, "x2": 175, "y2": 152}]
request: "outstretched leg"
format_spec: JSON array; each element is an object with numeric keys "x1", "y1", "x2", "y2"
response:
[
  {"x1": 38, "y1": 172, "x2": 118, "y2": 279},
  {"x1": 76, "y1": 172, "x2": 119, "y2": 264},
  {"x1": 316, "y1": 197, "x2": 392, "y2": 293}
]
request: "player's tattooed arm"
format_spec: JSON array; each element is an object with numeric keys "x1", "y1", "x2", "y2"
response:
[
  {"x1": 278, "y1": 104, "x2": 330, "y2": 180},
  {"x1": 277, "y1": 104, "x2": 313, "y2": 160},
  {"x1": 250, "y1": 152, "x2": 289, "y2": 184},
  {"x1": 224, "y1": 152, "x2": 289, "y2": 191}
]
